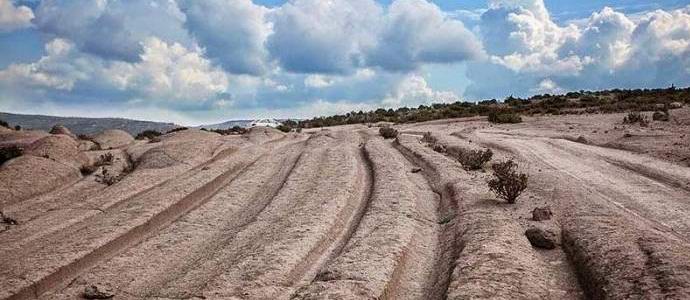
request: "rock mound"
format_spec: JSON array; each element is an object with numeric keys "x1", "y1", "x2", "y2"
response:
[
  {"x1": 92, "y1": 130, "x2": 134, "y2": 149},
  {"x1": 49, "y1": 125, "x2": 77, "y2": 139},
  {"x1": 23, "y1": 135, "x2": 88, "y2": 169},
  {"x1": 0, "y1": 155, "x2": 81, "y2": 207},
  {"x1": 136, "y1": 134, "x2": 219, "y2": 169},
  {"x1": 245, "y1": 126, "x2": 284, "y2": 143},
  {"x1": 0, "y1": 130, "x2": 49, "y2": 149}
]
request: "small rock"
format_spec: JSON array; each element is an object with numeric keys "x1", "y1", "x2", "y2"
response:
[
  {"x1": 82, "y1": 285, "x2": 114, "y2": 299},
  {"x1": 532, "y1": 207, "x2": 552, "y2": 221},
  {"x1": 525, "y1": 228, "x2": 557, "y2": 249},
  {"x1": 411, "y1": 167, "x2": 423, "y2": 173}
]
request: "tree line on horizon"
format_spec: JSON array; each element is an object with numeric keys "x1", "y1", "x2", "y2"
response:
[{"x1": 293, "y1": 86, "x2": 690, "y2": 128}]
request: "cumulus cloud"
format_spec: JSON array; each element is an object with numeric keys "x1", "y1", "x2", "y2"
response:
[
  {"x1": 465, "y1": 1, "x2": 690, "y2": 99},
  {"x1": 3, "y1": 0, "x2": 690, "y2": 123},
  {"x1": 268, "y1": 0, "x2": 381, "y2": 74},
  {"x1": 0, "y1": 38, "x2": 98, "y2": 90},
  {"x1": 0, "y1": 0, "x2": 33, "y2": 32},
  {"x1": 368, "y1": 0, "x2": 484, "y2": 71},
  {"x1": 178, "y1": 0, "x2": 271, "y2": 75},
  {"x1": 106, "y1": 37, "x2": 229, "y2": 102},
  {"x1": 382, "y1": 74, "x2": 460, "y2": 107},
  {"x1": 268, "y1": 0, "x2": 482, "y2": 74},
  {"x1": 34, "y1": 0, "x2": 191, "y2": 62}
]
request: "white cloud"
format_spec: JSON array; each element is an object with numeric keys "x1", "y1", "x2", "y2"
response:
[
  {"x1": 466, "y1": 1, "x2": 690, "y2": 99},
  {"x1": 382, "y1": 74, "x2": 460, "y2": 106},
  {"x1": 34, "y1": 0, "x2": 191, "y2": 62},
  {"x1": 368, "y1": 0, "x2": 484, "y2": 71},
  {"x1": 178, "y1": 0, "x2": 271, "y2": 75},
  {"x1": 0, "y1": 38, "x2": 96, "y2": 90},
  {"x1": 304, "y1": 75, "x2": 336, "y2": 88},
  {"x1": 106, "y1": 37, "x2": 229, "y2": 102},
  {"x1": 268, "y1": 0, "x2": 382, "y2": 74},
  {"x1": 0, "y1": 0, "x2": 33, "y2": 32}
]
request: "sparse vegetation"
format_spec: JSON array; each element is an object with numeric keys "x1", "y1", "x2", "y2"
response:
[
  {"x1": 276, "y1": 124, "x2": 292, "y2": 133},
  {"x1": 458, "y1": 148, "x2": 493, "y2": 171},
  {"x1": 488, "y1": 160, "x2": 528, "y2": 204},
  {"x1": 421, "y1": 132, "x2": 437, "y2": 145},
  {"x1": 296, "y1": 86, "x2": 690, "y2": 128},
  {"x1": 205, "y1": 126, "x2": 248, "y2": 135},
  {"x1": 135, "y1": 130, "x2": 162, "y2": 140},
  {"x1": 488, "y1": 112, "x2": 523, "y2": 124},
  {"x1": 0, "y1": 211, "x2": 18, "y2": 226},
  {"x1": 379, "y1": 127, "x2": 398, "y2": 139},
  {"x1": 166, "y1": 127, "x2": 188, "y2": 134},
  {"x1": 0, "y1": 119, "x2": 9, "y2": 129},
  {"x1": 96, "y1": 153, "x2": 114, "y2": 167},
  {"x1": 81, "y1": 153, "x2": 115, "y2": 176},
  {"x1": 623, "y1": 112, "x2": 649, "y2": 126},
  {"x1": 0, "y1": 146, "x2": 23, "y2": 166}
]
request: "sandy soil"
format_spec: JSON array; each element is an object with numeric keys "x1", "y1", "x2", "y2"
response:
[{"x1": 1, "y1": 107, "x2": 690, "y2": 300}]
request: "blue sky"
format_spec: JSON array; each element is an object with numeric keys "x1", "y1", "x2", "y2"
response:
[{"x1": 1, "y1": 0, "x2": 689, "y2": 125}]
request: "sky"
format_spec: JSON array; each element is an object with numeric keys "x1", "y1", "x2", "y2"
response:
[{"x1": 0, "y1": 0, "x2": 689, "y2": 125}]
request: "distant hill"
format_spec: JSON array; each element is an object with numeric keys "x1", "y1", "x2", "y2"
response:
[
  {"x1": 196, "y1": 120, "x2": 253, "y2": 130},
  {"x1": 0, "y1": 112, "x2": 178, "y2": 136}
]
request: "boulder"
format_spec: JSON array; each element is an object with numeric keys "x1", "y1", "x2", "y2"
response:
[
  {"x1": 532, "y1": 206, "x2": 553, "y2": 221},
  {"x1": 525, "y1": 228, "x2": 557, "y2": 249}
]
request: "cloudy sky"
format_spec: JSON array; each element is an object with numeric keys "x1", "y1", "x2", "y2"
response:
[{"x1": 0, "y1": 0, "x2": 689, "y2": 125}]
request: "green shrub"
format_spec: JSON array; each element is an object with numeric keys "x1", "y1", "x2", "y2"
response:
[
  {"x1": 166, "y1": 127, "x2": 188, "y2": 134},
  {"x1": 14, "y1": 125, "x2": 20, "y2": 131},
  {"x1": 0, "y1": 146, "x2": 23, "y2": 166},
  {"x1": 0, "y1": 120, "x2": 9, "y2": 129},
  {"x1": 458, "y1": 148, "x2": 493, "y2": 171},
  {"x1": 488, "y1": 112, "x2": 522, "y2": 124},
  {"x1": 276, "y1": 125, "x2": 292, "y2": 133},
  {"x1": 379, "y1": 127, "x2": 398, "y2": 139},
  {"x1": 652, "y1": 111, "x2": 670, "y2": 122},
  {"x1": 488, "y1": 160, "x2": 528, "y2": 204},
  {"x1": 135, "y1": 130, "x2": 162, "y2": 140}
]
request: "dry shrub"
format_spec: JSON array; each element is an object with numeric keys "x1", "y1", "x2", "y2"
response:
[
  {"x1": 379, "y1": 127, "x2": 398, "y2": 139},
  {"x1": 488, "y1": 160, "x2": 528, "y2": 204},
  {"x1": 0, "y1": 211, "x2": 18, "y2": 225},
  {"x1": 81, "y1": 153, "x2": 114, "y2": 175},
  {"x1": 421, "y1": 132, "x2": 437, "y2": 144},
  {"x1": 432, "y1": 144, "x2": 446, "y2": 153},
  {"x1": 458, "y1": 148, "x2": 493, "y2": 171},
  {"x1": 95, "y1": 153, "x2": 114, "y2": 167},
  {"x1": 623, "y1": 112, "x2": 649, "y2": 126}
]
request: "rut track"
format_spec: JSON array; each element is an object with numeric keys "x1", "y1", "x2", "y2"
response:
[
  {"x1": 478, "y1": 131, "x2": 690, "y2": 242},
  {"x1": 286, "y1": 131, "x2": 376, "y2": 292},
  {"x1": 136, "y1": 139, "x2": 310, "y2": 298},
  {"x1": 0, "y1": 139, "x2": 286, "y2": 300},
  {"x1": 391, "y1": 137, "x2": 460, "y2": 300},
  {"x1": 121, "y1": 132, "x2": 365, "y2": 299}
]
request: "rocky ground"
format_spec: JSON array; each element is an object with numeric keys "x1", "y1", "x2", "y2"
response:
[{"x1": 1, "y1": 108, "x2": 689, "y2": 299}]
